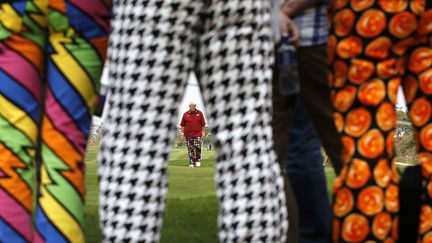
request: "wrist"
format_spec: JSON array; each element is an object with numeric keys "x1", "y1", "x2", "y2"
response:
[{"x1": 280, "y1": 3, "x2": 291, "y2": 17}]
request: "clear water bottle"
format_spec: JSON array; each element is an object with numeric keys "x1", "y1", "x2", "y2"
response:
[{"x1": 276, "y1": 36, "x2": 300, "y2": 96}]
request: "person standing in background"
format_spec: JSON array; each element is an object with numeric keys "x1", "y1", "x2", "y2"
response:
[
  {"x1": 279, "y1": 0, "x2": 343, "y2": 174},
  {"x1": 180, "y1": 102, "x2": 205, "y2": 167},
  {"x1": 275, "y1": 0, "x2": 341, "y2": 242},
  {"x1": 0, "y1": 0, "x2": 110, "y2": 242}
]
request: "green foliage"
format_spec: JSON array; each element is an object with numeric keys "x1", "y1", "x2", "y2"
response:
[
  {"x1": 396, "y1": 109, "x2": 409, "y2": 122},
  {"x1": 395, "y1": 109, "x2": 418, "y2": 165},
  {"x1": 173, "y1": 126, "x2": 216, "y2": 148},
  {"x1": 202, "y1": 127, "x2": 216, "y2": 146}
]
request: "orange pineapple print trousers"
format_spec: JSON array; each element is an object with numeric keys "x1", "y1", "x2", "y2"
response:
[{"x1": 328, "y1": 0, "x2": 432, "y2": 242}]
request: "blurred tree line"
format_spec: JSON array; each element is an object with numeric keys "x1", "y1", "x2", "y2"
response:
[
  {"x1": 89, "y1": 109, "x2": 415, "y2": 164},
  {"x1": 395, "y1": 108, "x2": 417, "y2": 165},
  {"x1": 173, "y1": 126, "x2": 215, "y2": 148},
  {"x1": 88, "y1": 123, "x2": 216, "y2": 149}
]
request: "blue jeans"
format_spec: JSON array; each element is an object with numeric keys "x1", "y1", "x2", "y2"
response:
[{"x1": 285, "y1": 97, "x2": 332, "y2": 243}]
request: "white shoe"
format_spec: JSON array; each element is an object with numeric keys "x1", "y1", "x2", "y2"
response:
[{"x1": 189, "y1": 164, "x2": 194, "y2": 168}]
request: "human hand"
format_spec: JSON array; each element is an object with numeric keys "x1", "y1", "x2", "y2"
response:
[{"x1": 279, "y1": 11, "x2": 299, "y2": 45}]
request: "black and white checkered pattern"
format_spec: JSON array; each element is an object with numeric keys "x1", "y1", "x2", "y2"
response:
[{"x1": 98, "y1": 0, "x2": 288, "y2": 242}]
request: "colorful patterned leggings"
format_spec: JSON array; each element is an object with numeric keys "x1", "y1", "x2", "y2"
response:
[
  {"x1": 0, "y1": 1, "x2": 109, "y2": 242},
  {"x1": 328, "y1": 0, "x2": 432, "y2": 242},
  {"x1": 186, "y1": 137, "x2": 201, "y2": 165}
]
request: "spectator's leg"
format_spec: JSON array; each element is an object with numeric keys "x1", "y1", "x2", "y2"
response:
[
  {"x1": 297, "y1": 44, "x2": 343, "y2": 175},
  {"x1": 97, "y1": 0, "x2": 205, "y2": 241},
  {"x1": 198, "y1": 1, "x2": 288, "y2": 241},
  {"x1": 328, "y1": 2, "x2": 411, "y2": 241},
  {"x1": 196, "y1": 137, "x2": 202, "y2": 162},
  {"x1": 186, "y1": 138, "x2": 195, "y2": 166},
  {"x1": 272, "y1": 52, "x2": 299, "y2": 243},
  {"x1": 285, "y1": 97, "x2": 332, "y2": 243},
  {"x1": 35, "y1": 1, "x2": 110, "y2": 241},
  {"x1": 398, "y1": 165, "x2": 422, "y2": 243},
  {"x1": 191, "y1": 138, "x2": 198, "y2": 166},
  {"x1": 0, "y1": 3, "x2": 44, "y2": 240}
]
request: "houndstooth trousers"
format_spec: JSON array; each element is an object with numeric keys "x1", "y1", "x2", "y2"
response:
[{"x1": 97, "y1": 0, "x2": 289, "y2": 242}]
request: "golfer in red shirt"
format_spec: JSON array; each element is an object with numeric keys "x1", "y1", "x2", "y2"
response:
[{"x1": 180, "y1": 102, "x2": 206, "y2": 167}]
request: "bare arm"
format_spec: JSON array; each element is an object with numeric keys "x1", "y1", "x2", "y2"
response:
[{"x1": 281, "y1": 0, "x2": 322, "y2": 17}]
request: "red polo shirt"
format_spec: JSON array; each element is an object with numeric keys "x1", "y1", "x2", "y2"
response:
[{"x1": 180, "y1": 109, "x2": 206, "y2": 138}]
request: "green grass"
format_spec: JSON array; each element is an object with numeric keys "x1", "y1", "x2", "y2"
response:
[
  {"x1": 161, "y1": 148, "x2": 218, "y2": 243},
  {"x1": 83, "y1": 146, "x2": 336, "y2": 243},
  {"x1": 325, "y1": 166, "x2": 337, "y2": 200},
  {"x1": 83, "y1": 146, "x2": 102, "y2": 243}
]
